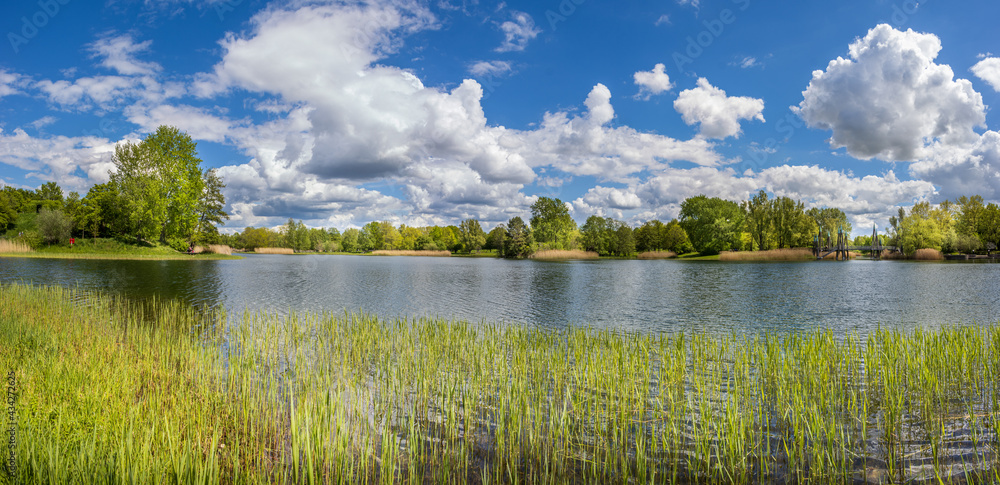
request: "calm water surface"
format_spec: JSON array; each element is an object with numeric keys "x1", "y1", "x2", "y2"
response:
[{"x1": 2, "y1": 255, "x2": 999, "y2": 335}]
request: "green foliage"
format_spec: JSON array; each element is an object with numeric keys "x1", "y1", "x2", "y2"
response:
[
  {"x1": 680, "y1": 195, "x2": 745, "y2": 255},
  {"x1": 459, "y1": 218, "x2": 486, "y2": 253},
  {"x1": 807, "y1": 207, "x2": 852, "y2": 241},
  {"x1": 742, "y1": 190, "x2": 771, "y2": 251},
  {"x1": 580, "y1": 216, "x2": 636, "y2": 256},
  {"x1": 284, "y1": 219, "x2": 312, "y2": 251},
  {"x1": 485, "y1": 224, "x2": 506, "y2": 252},
  {"x1": 360, "y1": 221, "x2": 383, "y2": 251},
  {"x1": 36, "y1": 208, "x2": 73, "y2": 244},
  {"x1": 108, "y1": 126, "x2": 226, "y2": 245},
  {"x1": 529, "y1": 196, "x2": 578, "y2": 249},
  {"x1": 341, "y1": 228, "x2": 361, "y2": 253},
  {"x1": 194, "y1": 168, "x2": 228, "y2": 244},
  {"x1": 504, "y1": 216, "x2": 533, "y2": 258},
  {"x1": 166, "y1": 236, "x2": 191, "y2": 253}
]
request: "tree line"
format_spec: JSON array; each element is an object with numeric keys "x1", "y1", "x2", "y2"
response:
[
  {"x1": 0, "y1": 126, "x2": 229, "y2": 251},
  {"x1": 222, "y1": 193, "x2": 862, "y2": 258}
]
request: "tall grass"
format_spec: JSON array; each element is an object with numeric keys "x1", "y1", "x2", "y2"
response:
[
  {"x1": 206, "y1": 244, "x2": 233, "y2": 255},
  {"x1": 529, "y1": 249, "x2": 599, "y2": 260},
  {"x1": 720, "y1": 248, "x2": 815, "y2": 261},
  {"x1": 0, "y1": 239, "x2": 31, "y2": 253},
  {"x1": 915, "y1": 248, "x2": 945, "y2": 260},
  {"x1": 254, "y1": 247, "x2": 295, "y2": 254},
  {"x1": 636, "y1": 250, "x2": 677, "y2": 259},
  {"x1": 3, "y1": 284, "x2": 999, "y2": 483},
  {"x1": 370, "y1": 250, "x2": 451, "y2": 257}
]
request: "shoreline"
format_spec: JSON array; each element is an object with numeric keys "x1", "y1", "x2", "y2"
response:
[{"x1": 3, "y1": 283, "x2": 998, "y2": 484}]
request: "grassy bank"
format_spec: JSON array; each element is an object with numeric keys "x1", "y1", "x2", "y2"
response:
[
  {"x1": 3, "y1": 284, "x2": 999, "y2": 484},
  {"x1": 0, "y1": 238, "x2": 240, "y2": 260},
  {"x1": 720, "y1": 248, "x2": 815, "y2": 261},
  {"x1": 371, "y1": 250, "x2": 451, "y2": 257}
]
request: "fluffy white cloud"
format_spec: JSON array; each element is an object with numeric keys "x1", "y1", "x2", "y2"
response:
[
  {"x1": 519, "y1": 84, "x2": 726, "y2": 179},
  {"x1": 910, "y1": 131, "x2": 1000, "y2": 200},
  {"x1": 633, "y1": 63, "x2": 673, "y2": 99},
  {"x1": 673, "y1": 78, "x2": 764, "y2": 139},
  {"x1": 757, "y1": 164, "x2": 936, "y2": 216},
  {"x1": 795, "y1": 24, "x2": 985, "y2": 161},
  {"x1": 0, "y1": 128, "x2": 117, "y2": 190},
  {"x1": 469, "y1": 60, "x2": 512, "y2": 77},
  {"x1": 89, "y1": 34, "x2": 161, "y2": 76},
  {"x1": 0, "y1": 70, "x2": 26, "y2": 98},
  {"x1": 971, "y1": 57, "x2": 1000, "y2": 92},
  {"x1": 495, "y1": 11, "x2": 540, "y2": 52},
  {"x1": 124, "y1": 104, "x2": 234, "y2": 143}
]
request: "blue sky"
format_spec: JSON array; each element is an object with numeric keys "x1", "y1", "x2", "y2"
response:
[{"x1": 3, "y1": 0, "x2": 1000, "y2": 236}]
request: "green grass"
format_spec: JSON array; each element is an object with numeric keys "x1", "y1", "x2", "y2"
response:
[
  {"x1": 2, "y1": 284, "x2": 999, "y2": 484},
  {"x1": 676, "y1": 252, "x2": 722, "y2": 260},
  {"x1": 0, "y1": 238, "x2": 241, "y2": 260}
]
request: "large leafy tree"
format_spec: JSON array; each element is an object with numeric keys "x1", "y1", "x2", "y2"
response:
[
  {"x1": 679, "y1": 195, "x2": 745, "y2": 254},
  {"x1": 771, "y1": 196, "x2": 813, "y2": 249},
  {"x1": 806, "y1": 207, "x2": 852, "y2": 243},
  {"x1": 504, "y1": 216, "x2": 533, "y2": 258},
  {"x1": 580, "y1": 215, "x2": 612, "y2": 254},
  {"x1": 110, "y1": 126, "x2": 208, "y2": 244},
  {"x1": 742, "y1": 190, "x2": 772, "y2": 251},
  {"x1": 459, "y1": 218, "x2": 486, "y2": 253},
  {"x1": 194, "y1": 168, "x2": 229, "y2": 244},
  {"x1": 530, "y1": 196, "x2": 577, "y2": 249}
]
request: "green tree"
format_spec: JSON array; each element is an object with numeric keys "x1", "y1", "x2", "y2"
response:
[
  {"x1": 379, "y1": 221, "x2": 401, "y2": 250},
  {"x1": 580, "y1": 215, "x2": 612, "y2": 255},
  {"x1": 341, "y1": 228, "x2": 361, "y2": 252},
  {"x1": 612, "y1": 221, "x2": 635, "y2": 256},
  {"x1": 36, "y1": 208, "x2": 73, "y2": 244},
  {"x1": 634, "y1": 220, "x2": 666, "y2": 252},
  {"x1": 110, "y1": 126, "x2": 206, "y2": 244},
  {"x1": 979, "y1": 203, "x2": 1000, "y2": 251},
  {"x1": 530, "y1": 197, "x2": 577, "y2": 249},
  {"x1": 504, "y1": 216, "x2": 533, "y2": 258},
  {"x1": 360, "y1": 221, "x2": 383, "y2": 251},
  {"x1": 485, "y1": 224, "x2": 507, "y2": 252},
  {"x1": 806, "y1": 207, "x2": 852, "y2": 247},
  {"x1": 663, "y1": 219, "x2": 693, "y2": 254},
  {"x1": 193, "y1": 168, "x2": 229, "y2": 244},
  {"x1": 459, "y1": 219, "x2": 486, "y2": 253},
  {"x1": 742, "y1": 190, "x2": 772, "y2": 251},
  {"x1": 679, "y1": 195, "x2": 745, "y2": 254},
  {"x1": 35, "y1": 181, "x2": 64, "y2": 211},
  {"x1": 771, "y1": 197, "x2": 813, "y2": 248}
]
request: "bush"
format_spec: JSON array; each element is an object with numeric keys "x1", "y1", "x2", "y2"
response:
[
  {"x1": 166, "y1": 237, "x2": 191, "y2": 253},
  {"x1": 36, "y1": 209, "x2": 72, "y2": 244},
  {"x1": 15, "y1": 230, "x2": 43, "y2": 249}
]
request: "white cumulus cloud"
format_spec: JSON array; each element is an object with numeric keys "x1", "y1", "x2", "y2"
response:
[
  {"x1": 795, "y1": 24, "x2": 985, "y2": 161},
  {"x1": 673, "y1": 78, "x2": 764, "y2": 139},
  {"x1": 971, "y1": 57, "x2": 1000, "y2": 92},
  {"x1": 633, "y1": 63, "x2": 673, "y2": 99}
]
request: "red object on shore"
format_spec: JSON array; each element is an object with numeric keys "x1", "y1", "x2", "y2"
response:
[{"x1": 70, "y1": 238, "x2": 75, "y2": 245}]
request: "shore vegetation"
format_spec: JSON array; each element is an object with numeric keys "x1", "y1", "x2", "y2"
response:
[{"x1": 6, "y1": 284, "x2": 998, "y2": 483}]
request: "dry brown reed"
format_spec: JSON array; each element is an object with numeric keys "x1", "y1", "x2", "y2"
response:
[
  {"x1": 636, "y1": 251, "x2": 677, "y2": 259},
  {"x1": 254, "y1": 247, "x2": 295, "y2": 254},
  {"x1": 914, "y1": 248, "x2": 945, "y2": 260},
  {"x1": 206, "y1": 244, "x2": 233, "y2": 255},
  {"x1": 721, "y1": 248, "x2": 815, "y2": 261},
  {"x1": 529, "y1": 249, "x2": 599, "y2": 260},
  {"x1": 0, "y1": 239, "x2": 32, "y2": 253},
  {"x1": 370, "y1": 249, "x2": 451, "y2": 256}
]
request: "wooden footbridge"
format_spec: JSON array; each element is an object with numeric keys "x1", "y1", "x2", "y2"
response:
[{"x1": 813, "y1": 225, "x2": 899, "y2": 261}]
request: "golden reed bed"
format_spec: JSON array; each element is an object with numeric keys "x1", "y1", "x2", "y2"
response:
[
  {"x1": 529, "y1": 249, "x2": 599, "y2": 260},
  {"x1": 0, "y1": 239, "x2": 32, "y2": 253},
  {"x1": 370, "y1": 250, "x2": 451, "y2": 257},
  {"x1": 720, "y1": 248, "x2": 817, "y2": 261},
  {"x1": 254, "y1": 247, "x2": 295, "y2": 254},
  {"x1": 637, "y1": 251, "x2": 677, "y2": 259}
]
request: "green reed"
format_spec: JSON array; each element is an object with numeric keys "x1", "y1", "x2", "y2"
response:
[{"x1": 2, "y1": 283, "x2": 999, "y2": 484}]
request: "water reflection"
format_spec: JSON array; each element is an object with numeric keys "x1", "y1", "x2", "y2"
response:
[{"x1": 2, "y1": 255, "x2": 999, "y2": 335}]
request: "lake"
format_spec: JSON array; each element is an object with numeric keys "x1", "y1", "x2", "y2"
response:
[{"x1": 2, "y1": 254, "x2": 999, "y2": 335}]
